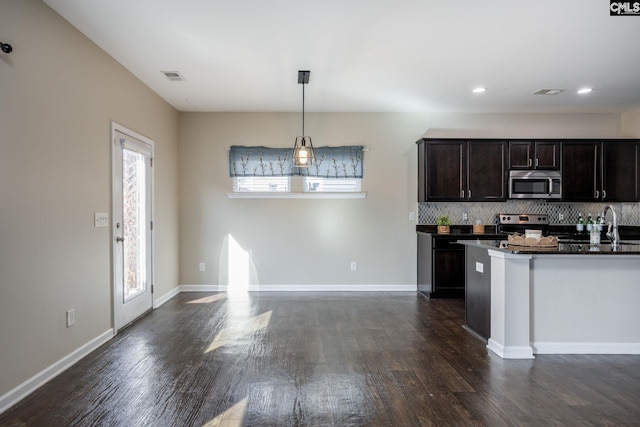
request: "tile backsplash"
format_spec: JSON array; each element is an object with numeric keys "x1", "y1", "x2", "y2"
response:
[{"x1": 418, "y1": 201, "x2": 640, "y2": 226}]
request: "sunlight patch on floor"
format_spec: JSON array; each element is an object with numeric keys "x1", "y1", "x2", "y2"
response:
[
  {"x1": 205, "y1": 310, "x2": 273, "y2": 353},
  {"x1": 187, "y1": 293, "x2": 228, "y2": 304},
  {"x1": 201, "y1": 397, "x2": 247, "y2": 427}
]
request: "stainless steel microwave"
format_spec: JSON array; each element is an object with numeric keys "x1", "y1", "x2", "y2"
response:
[{"x1": 508, "y1": 170, "x2": 562, "y2": 199}]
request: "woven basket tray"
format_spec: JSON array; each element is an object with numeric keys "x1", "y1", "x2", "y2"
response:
[{"x1": 507, "y1": 233, "x2": 558, "y2": 248}]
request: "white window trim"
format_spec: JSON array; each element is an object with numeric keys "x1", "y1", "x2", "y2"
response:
[
  {"x1": 303, "y1": 177, "x2": 362, "y2": 193},
  {"x1": 227, "y1": 192, "x2": 367, "y2": 199}
]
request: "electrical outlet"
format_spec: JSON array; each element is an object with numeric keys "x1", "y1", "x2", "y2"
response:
[
  {"x1": 66, "y1": 309, "x2": 75, "y2": 328},
  {"x1": 559, "y1": 213, "x2": 564, "y2": 221},
  {"x1": 350, "y1": 261, "x2": 357, "y2": 271},
  {"x1": 199, "y1": 262, "x2": 206, "y2": 272},
  {"x1": 462, "y1": 212, "x2": 468, "y2": 222},
  {"x1": 409, "y1": 211, "x2": 415, "y2": 221}
]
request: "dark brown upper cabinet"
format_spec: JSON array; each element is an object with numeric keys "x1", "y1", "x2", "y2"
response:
[
  {"x1": 418, "y1": 139, "x2": 506, "y2": 202},
  {"x1": 509, "y1": 141, "x2": 559, "y2": 170},
  {"x1": 602, "y1": 141, "x2": 640, "y2": 202},
  {"x1": 562, "y1": 140, "x2": 640, "y2": 202},
  {"x1": 467, "y1": 140, "x2": 508, "y2": 200},
  {"x1": 561, "y1": 142, "x2": 600, "y2": 201},
  {"x1": 421, "y1": 140, "x2": 465, "y2": 201},
  {"x1": 418, "y1": 138, "x2": 639, "y2": 203}
]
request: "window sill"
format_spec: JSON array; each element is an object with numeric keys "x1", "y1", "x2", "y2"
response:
[{"x1": 227, "y1": 192, "x2": 367, "y2": 199}]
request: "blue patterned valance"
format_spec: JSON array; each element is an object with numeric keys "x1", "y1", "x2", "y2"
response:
[
  {"x1": 229, "y1": 145, "x2": 364, "y2": 178},
  {"x1": 229, "y1": 146, "x2": 294, "y2": 177}
]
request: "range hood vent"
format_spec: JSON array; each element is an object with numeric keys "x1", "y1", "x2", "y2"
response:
[
  {"x1": 532, "y1": 89, "x2": 564, "y2": 95},
  {"x1": 161, "y1": 71, "x2": 185, "y2": 81}
]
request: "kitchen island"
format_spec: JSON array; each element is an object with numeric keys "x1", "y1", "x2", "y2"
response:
[{"x1": 459, "y1": 239, "x2": 640, "y2": 359}]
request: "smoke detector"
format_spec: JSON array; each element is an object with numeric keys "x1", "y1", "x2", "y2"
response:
[
  {"x1": 532, "y1": 89, "x2": 564, "y2": 95},
  {"x1": 161, "y1": 71, "x2": 185, "y2": 82}
]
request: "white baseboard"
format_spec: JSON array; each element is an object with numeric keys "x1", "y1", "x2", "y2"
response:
[
  {"x1": 487, "y1": 339, "x2": 535, "y2": 359},
  {"x1": 533, "y1": 342, "x2": 640, "y2": 355},
  {"x1": 154, "y1": 286, "x2": 181, "y2": 308},
  {"x1": 0, "y1": 329, "x2": 114, "y2": 415},
  {"x1": 179, "y1": 284, "x2": 417, "y2": 292},
  {"x1": 180, "y1": 284, "x2": 222, "y2": 292}
]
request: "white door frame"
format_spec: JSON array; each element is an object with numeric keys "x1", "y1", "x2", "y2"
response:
[{"x1": 111, "y1": 121, "x2": 154, "y2": 332}]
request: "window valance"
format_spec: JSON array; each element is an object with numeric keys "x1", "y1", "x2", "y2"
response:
[{"x1": 229, "y1": 145, "x2": 364, "y2": 178}]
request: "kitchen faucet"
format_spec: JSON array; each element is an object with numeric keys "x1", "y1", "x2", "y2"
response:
[{"x1": 601, "y1": 205, "x2": 619, "y2": 250}]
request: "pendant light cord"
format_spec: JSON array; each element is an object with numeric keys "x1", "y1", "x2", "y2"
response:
[{"x1": 302, "y1": 81, "x2": 305, "y2": 137}]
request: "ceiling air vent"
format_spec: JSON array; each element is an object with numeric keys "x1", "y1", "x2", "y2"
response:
[
  {"x1": 532, "y1": 89, "x2": 564, "y2": 95},
  {"x1": 161, "y1": 71, "x2": 185, "y2": 82}
]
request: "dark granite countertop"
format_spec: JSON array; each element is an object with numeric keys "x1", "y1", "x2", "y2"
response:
[
  {"x1": 416, "y1": 224, "x2": 499, "y2": 237},
  {"x1": 457, "y1": 239, "x2": 640, "y2": 255},
  {"x1": 416, "y1": 224, "x2": 640, "y2": 241}
]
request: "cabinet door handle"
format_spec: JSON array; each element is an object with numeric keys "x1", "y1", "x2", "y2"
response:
[
  {"x1": 595, "y1": 190, "x2": 599, "y2": 199},
  {"x1": 528, "y1": 158, "x2": 532, "y2": 167},
  {"x1": 535, "y1": 158, "x2": 539, "y2": 167},
  {"x1": 602, "y1": 190, "x2": 606, "y2": 199},
  {"x1": 468, "y1": 190, "x2": 472, "y2": 198},
  {"x1": 461, "y1": 190, "x2": 464, "y2": 198}
]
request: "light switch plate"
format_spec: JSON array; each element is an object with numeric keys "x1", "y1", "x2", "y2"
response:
[
  {"x1": 94, "y1": 212, "x2": 109, "y2": 227},
  {"x1": 475, "y1": 262, "x2": 484, "y2": 273}
]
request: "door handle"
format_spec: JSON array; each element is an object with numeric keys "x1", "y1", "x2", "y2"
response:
[{"x1": 116, "y1": 236, "x2": 125, "y2": 243}]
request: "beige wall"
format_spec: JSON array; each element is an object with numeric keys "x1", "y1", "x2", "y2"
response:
[
  {"x1": 0, "y1": 0, "x2": 179, "y2": 398},
  {"x1": 178, "y1": 113, "x2": 425, "y2": 288},
  {"x1": 178, "y1": 112, "x2": 623, "y2": 290},
  {"x1": 622, "y1": 108, "x2": 640, "y2": 136}
]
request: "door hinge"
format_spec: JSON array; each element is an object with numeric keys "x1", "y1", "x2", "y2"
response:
[
  {"x1": 151, "y1": 284, "x2": 154, "y2": 294},
  {"x1": 150, "y1": 158, "x2": 153, "y2": 167},
  {"x1": 150, "y1": 221, "x2": 153, "y2": 230}
]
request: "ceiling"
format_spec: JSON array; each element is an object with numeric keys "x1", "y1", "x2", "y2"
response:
[{"x1": 43, "y1": 0, "x2": 640, "y2": 114}]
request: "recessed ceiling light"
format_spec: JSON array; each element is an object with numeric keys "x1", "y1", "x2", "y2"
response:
[
  {"x1": 577, "y1": 87, "x2": 593, "y2": 94},
  {"x1": 472, "y1": 87, "x2": 487, "y2": 93}
]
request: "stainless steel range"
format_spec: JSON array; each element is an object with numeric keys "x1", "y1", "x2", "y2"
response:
[{"x1": 498, "y1": 213, "x2": 550, "y2": 235}]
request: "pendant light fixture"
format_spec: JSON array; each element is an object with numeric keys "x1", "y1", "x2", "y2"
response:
[{"x1": 293, "y1": 70, "x2": 315, "y2": 168}]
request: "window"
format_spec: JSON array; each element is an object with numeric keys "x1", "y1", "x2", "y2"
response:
[
  {"x1": 233, "y1": 176, "x2": 290, "y2": 192},
  {"x1": 304, "y1": 177, "x2": 361, "y2": 192},
  {"x1": 228, "y1": 145, "x2": 365, "y2": 196}
]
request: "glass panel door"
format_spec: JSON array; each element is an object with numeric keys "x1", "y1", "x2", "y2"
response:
[{"x1": 112, "y1": 124, "x2": 153, "y2": 331}]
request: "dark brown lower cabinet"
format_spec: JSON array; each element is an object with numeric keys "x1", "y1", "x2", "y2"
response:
[
  {"x1": 432, "y1": 238, "x2": 465, "y2": 298},
  {"x1": 417, "y1": 234, "x2": 466, "y2": 299},
  {"x1": 418, "y1": 233, "x2": 499, "y2": 300}
]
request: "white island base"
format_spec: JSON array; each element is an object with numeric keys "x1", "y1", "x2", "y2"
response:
[{"x1": 487, "y1": 250, "x2": 640, "y2": 359}]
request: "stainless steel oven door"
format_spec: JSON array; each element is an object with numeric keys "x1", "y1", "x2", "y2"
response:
[{"x1": 508, "y1": 170, "x2": 562, "y2": 199}]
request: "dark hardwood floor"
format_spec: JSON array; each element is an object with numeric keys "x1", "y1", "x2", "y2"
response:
[{"x1": 1, "y1": 292, "x2": 639, "y2": 426}]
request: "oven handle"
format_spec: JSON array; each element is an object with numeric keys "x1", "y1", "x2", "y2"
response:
[{"x1": 548, "y1": 177, "x2": 553, "y2": 196}]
